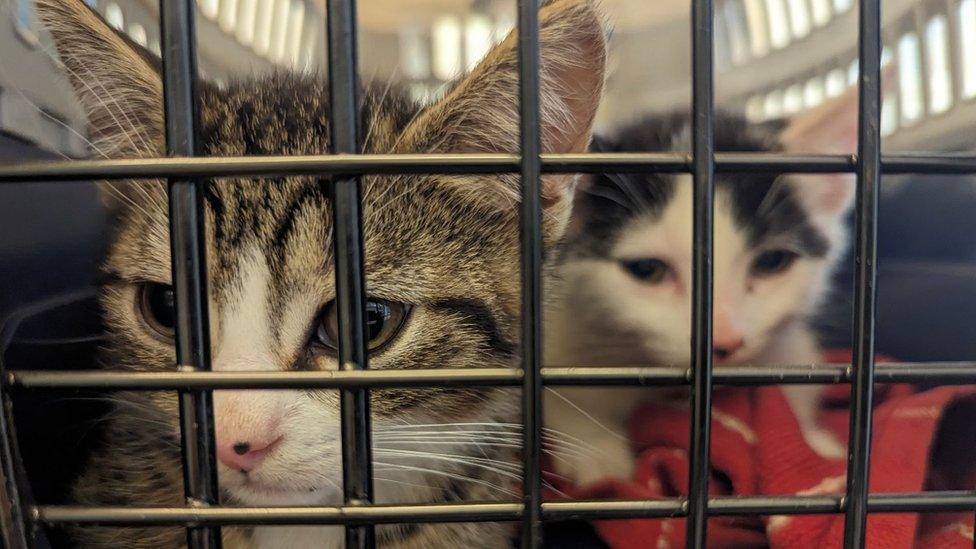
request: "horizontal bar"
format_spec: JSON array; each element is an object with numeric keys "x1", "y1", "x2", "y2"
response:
[
  {"x1": 32, "y1": 491, "x2": 976, "y2": 526},
  {"x1": 33, "y1": 502, "x2": 522, "y2": 527},
  {"x1": 543, "y1": 499, "x2": 685, "y2": 521},
  {"x1": 884, "y1": 154, "x2": 976, "y2": 174},
  {"x1": 865, "y1": 491, "x2": 976, "y2": 513},
  {"x1": 0, "y1": 154, "x2": 514, "y2": 181},
  {"x1": 708, "y1": 496, "x2": 839, "y2": 516},
  {"x1": 6, "y1": 369, "x2": 524, "y2": 390},
  {"x1": 8, "y1": 362, "x2": 976, "y2": 390},
  {"x1": 3, "y1": 153, "x2": 976, "y2": 182}
]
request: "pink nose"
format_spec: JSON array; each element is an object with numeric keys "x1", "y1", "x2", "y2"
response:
[
  {"x1": 216, "y1": 436, "x2": 281, "y2": 472},
  {"x1": 713, "y1": 337, "x2": 745, "y2": 362},
  {"x1": 712, "y1": 310, "x2": 745, "y2": 363}
]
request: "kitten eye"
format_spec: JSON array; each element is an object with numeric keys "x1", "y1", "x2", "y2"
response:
[
  {"x1": 139, "y1": 283, "x2": 176, "y2": 339},
  {"x1": 620, "y1": 258, "x2": 671, "y2": 284},
  {"x1": 751, "y1": 249, "x2": 799, "y2": 276},
  {"x1": 315, "y1": 299, "x2": 409, "y2": 353}
]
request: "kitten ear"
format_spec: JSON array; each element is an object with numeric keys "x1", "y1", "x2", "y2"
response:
[
  {"x1": 779, "y1": 64, "x2": 896, "y2": 218},
  {"x1": 779, "y1": 85, "x2": 859, "y2": 156},
  {"x1": 779, "y1": 87, "x2": 858, "y2": 218},
  {"x1": 36, "y1": 0, "x2": 166, "y2": 215},
  {"x1": 36, "y1": 0, "x2": 164, "y2": 160},
  {"x1": 780, "y1": 63, "x2": 897, "y2": 154},
  {"x1": 400, "y1": 0, "x2": 607, "y2": 208}
]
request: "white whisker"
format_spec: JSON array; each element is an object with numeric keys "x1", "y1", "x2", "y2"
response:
[
  {"x1": 58, "y1": 53, "x2": 147, "y2": 156},
  {"x1": 376, "y1": 448, "x2": 522, "y2": 474},
  {"x1": 362, "y1": 70, "x2": 399, "y2": 153},
  {"x1": 376, "y1": 438, "x2": 589, "y2": 465},
  {"x1": 545, "y1": 388, "x2": 629, "y2": 442},
  {"x1": 375, "y1": 421, "x2": 610, "y2": 458},
  {"x1": 373, "y1": 461, "x2": 519, "y2": 498}
]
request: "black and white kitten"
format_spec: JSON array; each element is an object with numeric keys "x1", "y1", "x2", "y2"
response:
[{"x1": 545, "y1": 93, "x2": 860, "y2": 485}]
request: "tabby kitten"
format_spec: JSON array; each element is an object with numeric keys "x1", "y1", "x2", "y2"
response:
[
  {"x1": 36, "y1": 0, "x2": 606, "y2": 547},
  {"x1": 545, "y1": 93, "x2": 861, "y2": 485}
]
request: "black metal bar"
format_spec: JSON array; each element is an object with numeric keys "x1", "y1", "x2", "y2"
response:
[
  {"x1": 326, "y1": 0, "x2": 375, "y2": 546},
  {"x1": 866, "y1": 492, "x2": 976, "y2": 513},
  {"x1": 5, "y1": 153, "x2": 976, "y2": 181},
  {"x1": 546, "y1": 499, "x2": 688, "y2": 521},
  {"x1": 32, "y1": 491, "x2": 976, "y2": 527},
  {"x1": 515, "y1": 0, "x2": 543, "y2": 546},
  {"x1": 926, "y1": 8, "x2": 974, "y2": 535},
  {"x1": 882, "y1": 155, "x2": 976, "y2": 173},
  {"x1": 0, "y1": 154, "x2": 517, "y2": 181},
  {"x1": 0, "y1": 365, "x2": 29, "y2": 549},
  {"x1": 7, "y1": 369, "x2": 523, "y2": 390},
  {"x1": 687, "y1": 0, "x2": 716, "y2": 543},
  {"x1": 35, "y1": 502, "x2": 523, "y2": 527},
  {"x1": 713, "y1": 153, "x2": 853, "y2": 172},
  {"x1": 843, "y1": 0, "x2": 883, "y2": 544},
  {"x1": 159, "y1": 2, "x2": 221, "y2": 548},
  {"x1": 10, "y1": 361, "x2": 976, "y2": 390},
  {"x1": 707, "y1": 496, "x2": 841, "y2": 516}
]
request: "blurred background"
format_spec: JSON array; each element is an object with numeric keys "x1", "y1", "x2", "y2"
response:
[{"x1": 1, "y1": 0, "x2": 974, "y2": 152}]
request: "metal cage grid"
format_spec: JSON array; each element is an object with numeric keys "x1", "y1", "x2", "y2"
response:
[{"x1": 1, "y1": 0, "x2": 975, "y2": 548}]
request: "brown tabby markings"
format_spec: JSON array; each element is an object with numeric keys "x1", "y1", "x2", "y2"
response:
[{"x1": 36, "y1": 0, "x2": 607, "y2": 547}]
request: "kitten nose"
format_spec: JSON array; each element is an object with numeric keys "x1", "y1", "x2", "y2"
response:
[
  {"x1": 712, "y1": 310, "x2": 745, "y2": 362},
  {"x1": 713, "y1": 337, "x2": 744, "y2": 362},
  {"x1": 213, "y1": 389, "x2": 287, "y2": 473},
  {"x1": 216, "y1": 435, "x2": 282, "y2": 472}
]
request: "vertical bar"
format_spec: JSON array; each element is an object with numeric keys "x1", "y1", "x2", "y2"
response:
[
  {"x1": 842, "y1": 0, "x2": 882, "y2": 544},
  {"x1": 0, "y1": 377, "x2": 29, "y2": 549},
  {"x1": 160, "y1": 0, "x2": 221, "y2": 549},
  {"x1": 516, "y1": 0, "x2": 543, "y2": 546},
  {"x1": 159, "y1": 2, "x2": 221, "y2": 549},
  {"x1": 686, "y1": 0, "x2": 716, "y2": 545},
  {"x1": 326, "y1": 0, "x2": 375, "y2": 547}
]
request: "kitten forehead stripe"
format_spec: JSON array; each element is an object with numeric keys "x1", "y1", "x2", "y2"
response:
[
  {"x1": 271, "y1": 180, "x2": 331, "y2": 253},
  {"x1": 430, "y1": 299, "x2": 516, "y2": 359}
]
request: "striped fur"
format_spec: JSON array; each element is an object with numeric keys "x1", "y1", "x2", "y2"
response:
[{"x1": 36, "y1": 0, "x2": 607, "y2": 547}]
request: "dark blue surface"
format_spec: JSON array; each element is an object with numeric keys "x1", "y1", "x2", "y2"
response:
[
  {"x1": 819, "y1": 173, "x2": 976, "y2": 362},
  {"x1": 0, "y1": 133, "x2": 108, "y2": 548},
  {"x1": 0, "y1": 134, "x2": 106, "y2": 323}
]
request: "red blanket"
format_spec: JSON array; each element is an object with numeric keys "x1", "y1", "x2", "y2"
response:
[{"x1": 547, "y1": 350, "x2": 976, "y2": 548}]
